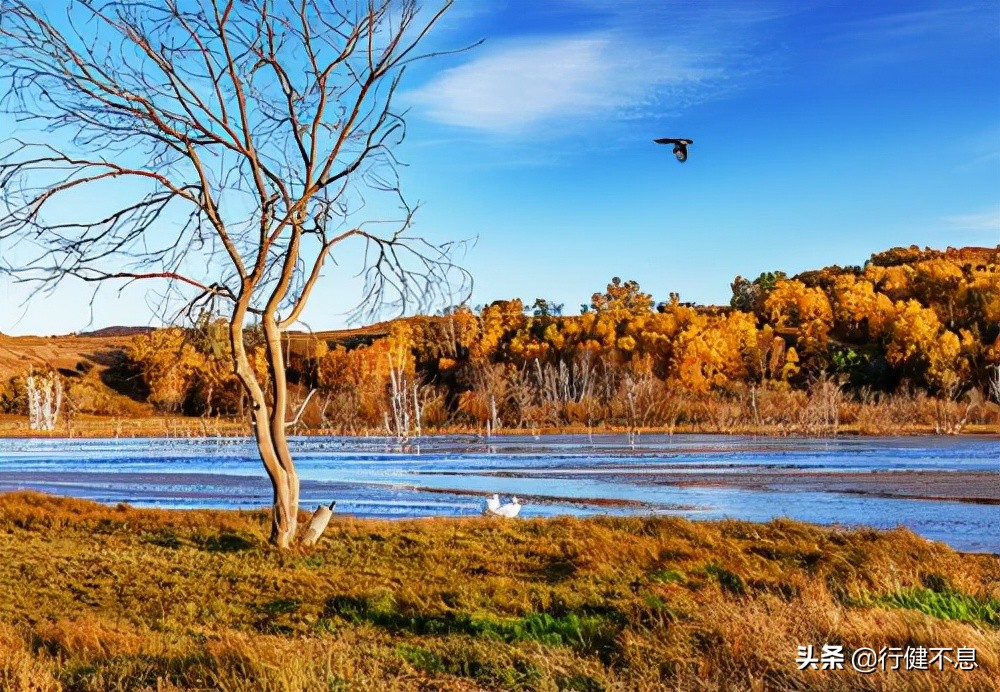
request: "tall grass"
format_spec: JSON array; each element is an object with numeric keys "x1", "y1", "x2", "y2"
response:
[{"x1": 0, "y1": 492, "x2": 997, "y2": 690}]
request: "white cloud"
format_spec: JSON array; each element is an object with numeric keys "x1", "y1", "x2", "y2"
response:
[
  {"x1": 404, "y1": 32, "x2": 723, "y2": 135},
  {"x1": 407, "y1": 36, "x2": 609, "y2": 132},
  {"x1": 942, "y1": 207, "x2": 1000, "y2": 234}
]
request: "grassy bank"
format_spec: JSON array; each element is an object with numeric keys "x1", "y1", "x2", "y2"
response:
[{"x1": 0, "y1": 493, "x2": 997, "y2": 691}]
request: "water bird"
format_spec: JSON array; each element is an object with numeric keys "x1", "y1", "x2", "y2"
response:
[
  {"x1": 484, "y1": 495, "x2": 521, "y2": 518},
  {"x1": 654, "y1": 137, "x2": 693, "y2": 162}
]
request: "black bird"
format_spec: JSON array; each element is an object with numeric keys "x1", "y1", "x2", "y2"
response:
[{"x1": 654, "y1": 137, "x2": 693, "y2": 162}]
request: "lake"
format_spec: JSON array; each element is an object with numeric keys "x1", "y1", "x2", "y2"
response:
[{"x1": 0, "y1": 434, "x2": 997, "y2": 553}]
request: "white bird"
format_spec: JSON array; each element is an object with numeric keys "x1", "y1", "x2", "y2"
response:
[{"x1": 484, "y1": 495, "x2": 521, "y2": 518}]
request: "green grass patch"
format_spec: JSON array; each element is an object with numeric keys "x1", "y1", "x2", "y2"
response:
[
  {"x1": 650, "y1": 568, "x2": 685, "y2": 584},
  {"x1": 873, "y1": 587, "x2": 1000, "y2": 627},
  {"x1": 396, "y1": 643, "x2": 445, "y2": 674},
  {"x1": 704, "y1": 563, "x2": 746, "y2": 596},
  {"x1": 324, "y1": 594, "x2": 620, "y2": 654},
  {"x1": 396, "y1": 642, "x2": 542, "y2": 690},
  {"x1": 195, "y1": 531, "x2": 256, "y2": 552}
]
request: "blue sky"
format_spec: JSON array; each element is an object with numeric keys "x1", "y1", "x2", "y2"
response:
[{"x1": 1, "y1": 0, "x2": 998, "y2": 334}]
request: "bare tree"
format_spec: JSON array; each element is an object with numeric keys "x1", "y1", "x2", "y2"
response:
[
  {"x1": 0, "y1": 0, "x2": 469, "y2": 547},
  {"x1": 26, "y1": 369, "x2": 63, "y2": 431}
]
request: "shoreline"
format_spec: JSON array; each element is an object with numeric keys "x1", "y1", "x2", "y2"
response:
[
  {"x1": 2, "y1": 465, "x2": 997, "y2": 551},
  {"x1": 2, "y1": 430, "x2": 996, "y2": 555},
  {"x1": 2, "y1": 415, "x2": 999, "y2": 440},
  {"x1": 2, "y1": 487, "x2": 997, "y2": 557}
]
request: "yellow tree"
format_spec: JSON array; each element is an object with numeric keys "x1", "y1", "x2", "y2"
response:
[
  {"x1": 628, "y1": 304, "x2": 697, "y2": 377},
  {"x1": 473, "y1": 300, "x2": 526, "y2": 363},
  {"x1": 764, "y1": 279, "x2": 834, "y2": 367},
  {"x1": 886, "y1": 300, "x2": 963, "y2": 391},
  {"x1": 589, "y1": 277, "x2": 654, "y2": 317},
  {"x1": 910, "y1": 258, "x2": 967, "y2": 328},
  {"x1": 128, "y1": 328, "x2": 203, "y2": 412},
  {"x1": 830, "y1": 274, "x2": 895, "y2": 340},
  {"x1": 670, "y1": 312, "x2": 758, "y2": 392},
  {"x1": 864, "y1": 264, "x2": 912, "y2": 303}
]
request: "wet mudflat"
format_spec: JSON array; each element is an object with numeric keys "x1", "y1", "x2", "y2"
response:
[{"x1": 0, "y1": 433, "x2": 997, "y2": 552}]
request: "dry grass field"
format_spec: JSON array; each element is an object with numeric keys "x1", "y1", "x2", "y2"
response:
[{"x1": 0, "y1": 492, "x2": 997, "y2": 691}]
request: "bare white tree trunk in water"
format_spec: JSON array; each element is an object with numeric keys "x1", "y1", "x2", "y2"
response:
[{"x1": 26, "y1": 371, "x2": 62, "y2": 431}]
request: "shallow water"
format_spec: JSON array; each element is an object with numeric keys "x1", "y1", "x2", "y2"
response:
[{"x1": 0, "y1": 434, "x2": 997, "y2": 552}]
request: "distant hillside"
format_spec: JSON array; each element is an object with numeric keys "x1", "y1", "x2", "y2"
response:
[
  {"x1": 0, "y1": 322, "x2": 396, "y2": 383},
  {"x1": 0, "y1": 333, "x2": 137, "y2": 382},
  {"x1": 78, "y1": 326, "x2": 155, "y2": 338}
]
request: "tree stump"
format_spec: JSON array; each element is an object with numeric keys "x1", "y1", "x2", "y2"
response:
[{"x1": 300, "y1": 501, "x2": 336, "y2": 547}]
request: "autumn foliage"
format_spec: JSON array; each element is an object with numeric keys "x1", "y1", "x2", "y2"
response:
[
  {"x1": 267, "y1": 245, "x2": 997, "y2": 433},
  {"x1": 5, "y1": 245, "x2": 998, "y2": 434},
  {"x1": 122, "y1": 246, "x2": 1000, "y2": 430}
]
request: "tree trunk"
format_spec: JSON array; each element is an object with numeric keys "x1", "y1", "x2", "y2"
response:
[
  {"x1": 263, "y1": 314, "x2": 300, "y2": 547},
  {"x1": 271, "y1": 466, "x2": 299, "y2": 548},
  {"x1": 245, "y1": 391, "x2": 301, "y2": 547},
  {"x1": 230, "y1": 307, "x2": 301, "y2": 549}
]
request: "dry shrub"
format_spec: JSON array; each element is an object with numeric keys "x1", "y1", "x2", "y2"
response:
[
  {"x1": 562, "y1": 396, "x2": 603, "y2": 425},
  {"x1": 756, "y1": 387, "x2": 809, "y2": 429},
  {"x1": 841, "y1": 389, "x2": 924, "y2": 434},
  {"x1": 417, "y1": 386, "x2": 450, "y2": 428},
  {"x1": 35, "y1": 616, "x2": 149, "y2": 659},
  {"x1": 918, "y1": 391, "x2": 978, "y2": 434},
  {"x1": 64, "y1": 367, "x2": 147, "y2": 417},
  {"x1": 839, "y1": 387, "x2": 1000, "y2": 435},
  {"x1": 691, "y1": 393, "x2": 744, "y2": 432},
  {"x1": 0, "y1": 623, "x2": 60, "y2": 692},
  {"x1": 456, "y1": 389, "x2": 490, "y2": 424}
]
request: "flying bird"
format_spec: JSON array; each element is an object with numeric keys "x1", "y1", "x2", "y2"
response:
[{"x1": 655, "y1": 138, "x2": 693, "y2": 162}]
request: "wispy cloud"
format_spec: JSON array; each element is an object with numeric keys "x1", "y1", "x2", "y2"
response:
[
  {"x1": 403, "y1": 1, "x2": 774, "y2": 137},
  {"x1": 824, "y1": 5, "x2": 997, "y2": 66},
  {"x1": 942, "y1": 207, "x2": 1000, "y2": 234},
  {"x1": 405, "y1": 33, "x2": 720, "y2": 134},
  {"x1": 836, "y1": 6, "x2": 993, "y2": 42}
]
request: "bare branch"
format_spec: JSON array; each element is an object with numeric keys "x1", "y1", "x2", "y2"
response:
[{"x1": 0, "y1": 0, "x2": 469, "y2": 547}]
